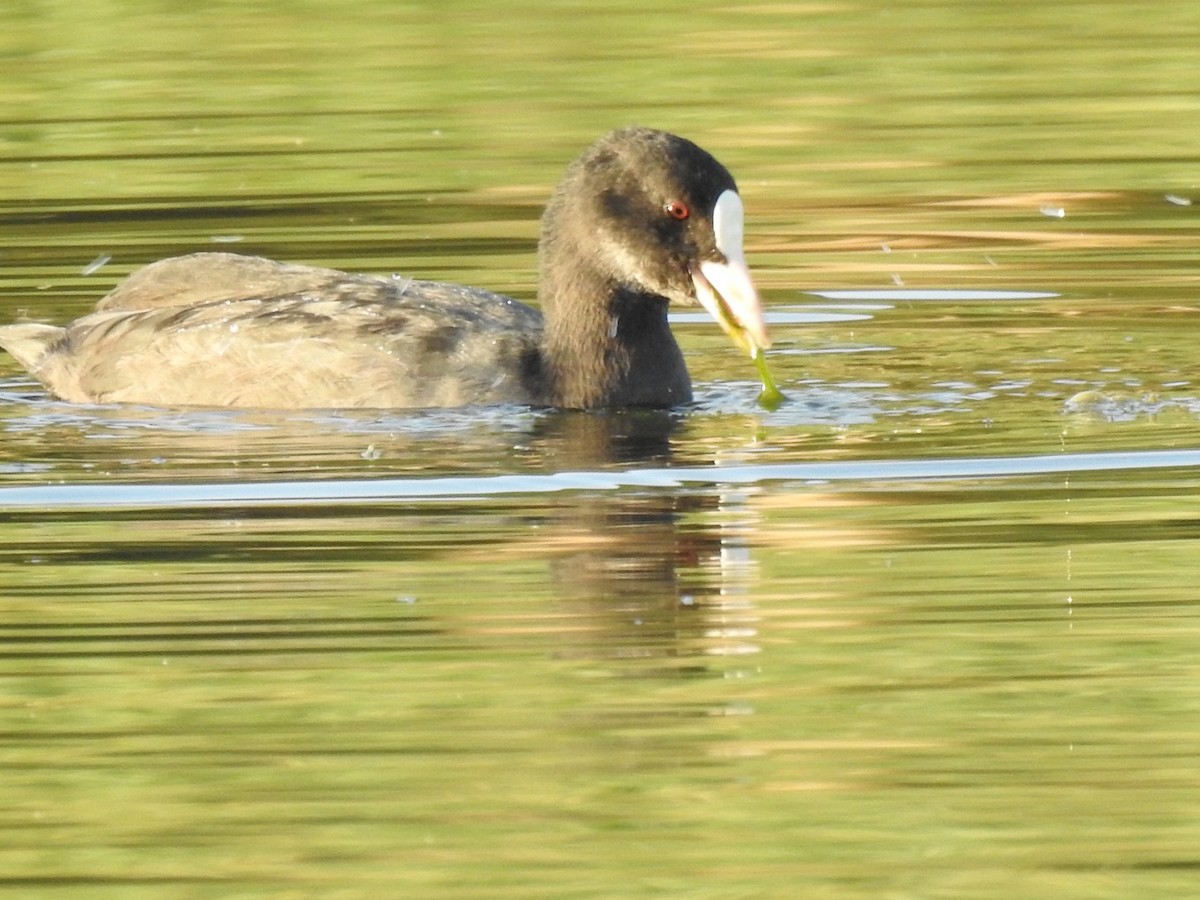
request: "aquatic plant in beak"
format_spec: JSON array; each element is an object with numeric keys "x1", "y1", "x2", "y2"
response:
[{"x1": 690, "y1": 190, "x2": 784, "y2": 409}]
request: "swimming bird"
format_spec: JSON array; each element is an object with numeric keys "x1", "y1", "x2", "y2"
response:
[{"x1": 0, "y1": 127, "x2": 769, "y2": 410}]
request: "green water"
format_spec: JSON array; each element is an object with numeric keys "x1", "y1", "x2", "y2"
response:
[{"x1": 3, "y1": 1, "x2": 1200, "y2": 897}]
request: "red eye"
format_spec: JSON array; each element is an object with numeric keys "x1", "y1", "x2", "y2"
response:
[{"x1": 664, "y1": 200, "x2": 690, "y2": 220}]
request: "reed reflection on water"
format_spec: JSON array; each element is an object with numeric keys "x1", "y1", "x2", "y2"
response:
[{"x1": 3, "y1": 0, "x2": 1200, "y2": 896}]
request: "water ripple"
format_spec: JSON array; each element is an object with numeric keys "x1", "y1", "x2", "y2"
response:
[{"x1": 2, "y1": 448, "x2": 1199, "y2": 510}]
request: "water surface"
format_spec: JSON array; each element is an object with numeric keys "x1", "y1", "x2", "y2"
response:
[{"x1": 3, "y1": 1, "x2": 1200, "y2": 897}]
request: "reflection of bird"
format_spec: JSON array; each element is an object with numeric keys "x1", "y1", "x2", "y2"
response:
[{"x1": 1, "y1": 128, "x2": 768, "y2": 410}]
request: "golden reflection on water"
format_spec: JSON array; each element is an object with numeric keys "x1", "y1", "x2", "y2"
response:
[{"x1": 3, "y1": 0, "x2": 1200, "y2": 895}]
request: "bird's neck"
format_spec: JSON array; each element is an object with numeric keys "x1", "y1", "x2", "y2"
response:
[{"x1": 538, "y1": 263, "x2": 691, "y2": 409}]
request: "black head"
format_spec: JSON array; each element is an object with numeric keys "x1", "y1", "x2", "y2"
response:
[
  {"x1": 541, "y1": 128, "x2": 730, "y2": 301},
  {"x1": 539, "y1": 127, "x2": 768, "y2": 352}
]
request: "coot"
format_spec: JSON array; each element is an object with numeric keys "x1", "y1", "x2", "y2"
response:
[{"x1": 0, "y1": 127, "x2": 770, "y2": 409}]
